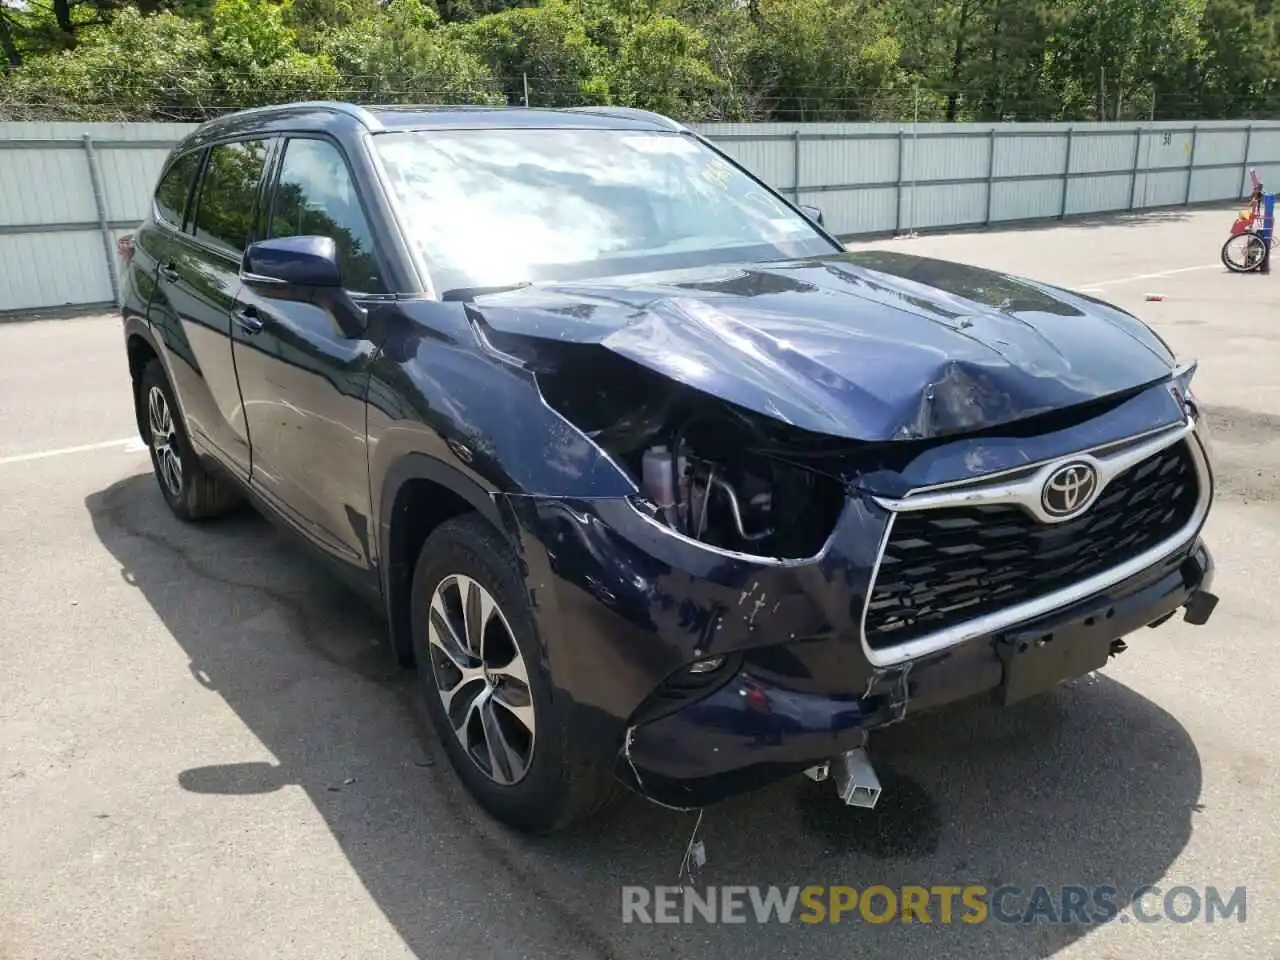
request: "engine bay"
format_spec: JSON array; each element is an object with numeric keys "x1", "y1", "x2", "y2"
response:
[{"x1": 537, "y1": 351, "x2": 848, "y2": 559}]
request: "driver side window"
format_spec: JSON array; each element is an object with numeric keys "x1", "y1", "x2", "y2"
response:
[{"x1": 268, "y1": 138, "x2": 385, "y2": 294}]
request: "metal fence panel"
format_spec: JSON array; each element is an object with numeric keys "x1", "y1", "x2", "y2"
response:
[
  {"x1": 0, "y1": 120, "x2": 182, "y2": 141},
  {"x1": 990, "y1": 179, "x2": 1062, "y2": 223},
  {"x1": 914, "y1": 133, "x2": 988, "y2": 183},
  {"x1": 1251, "y1": 163, "x2": 1280, "y2": 193},
  {"x1": 1142, "y1": 169, "x2": 1191, "y2": 207},
  {"x1": 0, "y1": 230, "x2": 112, "y2": 311},
  {"x1": 2, "y1": 118, "x2": 1279, "y2": 314},
  {"x1": 1190, "y1": 166, "x2": 1242, "y2": 204},
  {"x1": 906, "y1": 181, "x2": 988, "y2": 230},
  {"x1": 1251, "y1": 129, "x2": 1280, "y2": 155},
  {"x1": 0, "y1": 147, "x2": 98, "y2": 227},
  {"x1": 97, "y1": 146, "x2": 175, "y2": 222},
  {"x1": 711, "y1": 137, "x2": 792, "y2": 196},
  {"x1": 1066, "y1": 173, "x2": 1132, "y2": 216},
  {"x1": 1068, "y1": 130, "x2": 1138, "y2": 174},
  {"x1": 1146, "y1": 130, "x2": 1196, "y2": 169},
  {"x1": 1194, "y1": 129, "x2": 1246, "y2": 167},
  {"x1": 800, "y1": 186, "x2": 897, "y2": 236},
  {"x1": 992, "y1": 133, "x2": 1066, "y2": 179},
  {"x1": 804, "y1": 136, "x2": 898, "y2": 188}
]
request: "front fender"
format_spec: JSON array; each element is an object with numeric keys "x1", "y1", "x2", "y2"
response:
[
  {"x1": 365, "y1": 302, "x2": 639, "y2": 502},
  {"x1": 374, "y1": 450, "x2": 526, "y2": 664}
]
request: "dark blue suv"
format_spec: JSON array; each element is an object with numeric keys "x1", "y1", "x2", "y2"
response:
[{"x1": 120, "y1": 101, "x2": 1218, "y2": 833}]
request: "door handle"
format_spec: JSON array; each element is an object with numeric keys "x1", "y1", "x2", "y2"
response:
[
  {"x1": 234, "y1": 306, "x2": 265, "y2": 335},
  {"x1": 159, "y1": 263, "x2": 180, "y2": 283}
]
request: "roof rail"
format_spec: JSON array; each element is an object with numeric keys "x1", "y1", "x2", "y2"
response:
[
  {"x1": 198, "y1": 101, "x2": 385, "y2": 133},
  {"x1": 558, "y1": 106, "x2": 684, "y2": 131}
]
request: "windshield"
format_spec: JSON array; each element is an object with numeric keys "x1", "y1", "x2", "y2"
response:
[{"x1": 372, "y1": 128, "x2": 837, "y2": 294}]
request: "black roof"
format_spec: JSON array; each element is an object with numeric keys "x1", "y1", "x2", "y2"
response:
[{"x1": 174, "y1": 101, "x2": 685, "y2": 153}]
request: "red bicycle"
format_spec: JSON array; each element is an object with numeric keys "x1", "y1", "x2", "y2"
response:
[{"x1": 1222, "y1": 169, "x2": 1272, "y2": 272}]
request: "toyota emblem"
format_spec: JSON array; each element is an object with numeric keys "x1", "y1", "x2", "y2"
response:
[{"x1": 1041, "y1": 462, "x2": 1098, "y2": 518}]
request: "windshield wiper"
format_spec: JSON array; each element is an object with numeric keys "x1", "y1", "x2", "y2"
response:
[{"x1": 439, "y1": 282, "x2": 532, "y2": 302}]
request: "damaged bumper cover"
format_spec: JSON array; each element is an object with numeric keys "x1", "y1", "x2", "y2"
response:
[
  {"x1": 501, "y1": 409, "x2": 1216, "y2": 811},
  {"x1": 620, "y1": 539, "x2": 1214, "y2": 809}
]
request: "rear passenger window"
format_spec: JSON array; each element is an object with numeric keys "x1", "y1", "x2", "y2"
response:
[
  {"x1": 269, "y1": 138, "x2": 384, "y2": 293},
  {"x1": 154, "y1": 151, "x2": 202, "y2": 229},
  {"x1": 192, "y1": 139, "x2": 270, "y2": 255}
]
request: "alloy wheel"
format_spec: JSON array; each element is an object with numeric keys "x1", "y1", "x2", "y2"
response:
[
  {"x1": 147, "y1": 385, "x2": 183, "y2": 498},
  {"x1": 426, "y1": 574, "x2": 537, "y2": 785}
]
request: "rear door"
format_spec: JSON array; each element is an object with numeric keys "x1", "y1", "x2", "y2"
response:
[
  {"x1": 150, "y1": 137, "x2": 273, "y2": 479},
  {"x1": 231, "y1": 135, "x2": 387, "y2": 571},
  {"x1": 125, "y1": 150, "x2": 201, "y2": 328}
]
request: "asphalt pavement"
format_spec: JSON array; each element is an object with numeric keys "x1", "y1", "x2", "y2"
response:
[{"x1": 1, "y1": 205, "x2": 1277, "y2": 959}]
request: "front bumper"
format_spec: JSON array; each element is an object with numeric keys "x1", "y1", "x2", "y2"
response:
[
  {"x1": 619, "y1": 538, "x2": 1216, "y2": 808},
  {"x1": 500, "y1": 390, "x2": 1216, "y2": 810}
]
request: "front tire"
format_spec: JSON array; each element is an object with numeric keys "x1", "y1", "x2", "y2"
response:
[
  {"x1": 409, "y1": 514, "x2": 617, "y2": 834},
  {"x1": 138, "y1": 359, "x2": 241, "y2": 521}
]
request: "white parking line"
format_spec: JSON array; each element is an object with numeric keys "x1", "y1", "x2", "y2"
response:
[
  {"x1": 0, "y1": 437, "x2": 146, "y2": 467},
  {"x1": 1073, "y1": 263, "x2": 1221, "y2": 291}
]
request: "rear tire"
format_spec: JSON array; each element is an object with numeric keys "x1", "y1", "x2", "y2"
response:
[
  {"x1": 1221, "y1": 232, "x2": 1267, "y2": 273},
  {"x1": 138, "y1": 359, "x2": 241, "y2": 521},
  {"x1": 409, "y1": 514, "x2": 618, "y2": 834}
]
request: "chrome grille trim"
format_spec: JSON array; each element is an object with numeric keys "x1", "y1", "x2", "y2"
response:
[
  {"x1": 868, "y1": 418, "x2": 1186, "y2": 500},
  {"x1": 870, "y1": 419, "x2": 1193, "y2": 525},
  {"x1": 858, "y1": 418, "x2": 1212, "y2": 668}
]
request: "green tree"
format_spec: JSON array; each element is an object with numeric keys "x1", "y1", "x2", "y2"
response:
[
  {"x1": 1176, "y1": 0, "x2": 1280, "y2": 118},
  {"x1": 608, "y1": 14, "x2": 721, "y2": 118},
  {"x1": 745, "y1": 0, "x2": 905, "y2": 121},
  {"x1": 2, "y1": 5, "x2": 26, "y2": 67},
  {"x1": 320, "y1": 0, "x2": 502, "y2": 102},
  {"x1": 207, "y1": 0, "x2": 339, "y2": 106},
  {"x1": 3, "y1": 0, "x2": 1280, "y2": 124},
  {"x1": 286, "y1": 0, "x2": 382, "y2": 50},
  {"x1": 1050, "y1": 0, "x2": 1207, "y2": 119},
  {"x1": 0, "y1": 8, "x2": 213, "y2": 117},
  {"x1": 457, "y1": 0, "x2": 610, "y2": 106},
  {"x1": 887, "y1": 0, "x2": 1063, "y2": 120},
  {"x1": 660, "y1": 0, "x2": 758, "y2": 117}
]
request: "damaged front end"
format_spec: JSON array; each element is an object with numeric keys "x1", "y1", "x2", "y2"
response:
[
  {"x1": 537, "y1": 348, "x2": 851, "y2": 563},
  {"x1": 465, "y1": 262, "x2": 1217, "y2": 812}
]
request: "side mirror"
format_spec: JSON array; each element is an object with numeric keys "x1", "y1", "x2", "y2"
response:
[
  {"x1": 243, "y1": 235, "x2": 342, "y2": 288},
  {"x1": 240, "y1": 235, "x2": 368, "y2": 338},
  {"x1": 799, "y1": 204, "x2": 825, "y2": 227}
]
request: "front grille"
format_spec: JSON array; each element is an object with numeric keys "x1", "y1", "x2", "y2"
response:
[{"x1": 864, "y1": 439, "x2": 1200, "y2": 649}]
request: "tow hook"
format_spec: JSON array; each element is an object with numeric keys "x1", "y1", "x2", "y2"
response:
[
  {"x1": 804, "y1": 746, "x2": 882, "y2": 809},
  {"x1": 1183, "y1": 589, "x2": 1220, "y2": 626}
]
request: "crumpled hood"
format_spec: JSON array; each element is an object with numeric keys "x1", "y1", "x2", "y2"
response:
[{"x1": 469, "y1": 249, "x2": 1178, "y2": 441}]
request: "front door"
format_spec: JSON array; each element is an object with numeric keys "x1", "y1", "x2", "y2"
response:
[{"x1": 231, "y1": 135, "x2": 388, "y2": 572}]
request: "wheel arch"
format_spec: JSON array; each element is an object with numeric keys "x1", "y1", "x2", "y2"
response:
[
  {"x1": 377, "y1": 452, "x2": 518, "y2": 666},
  {"x1": 125, "y1": 319, "x2": 163, "y2": 440}
]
